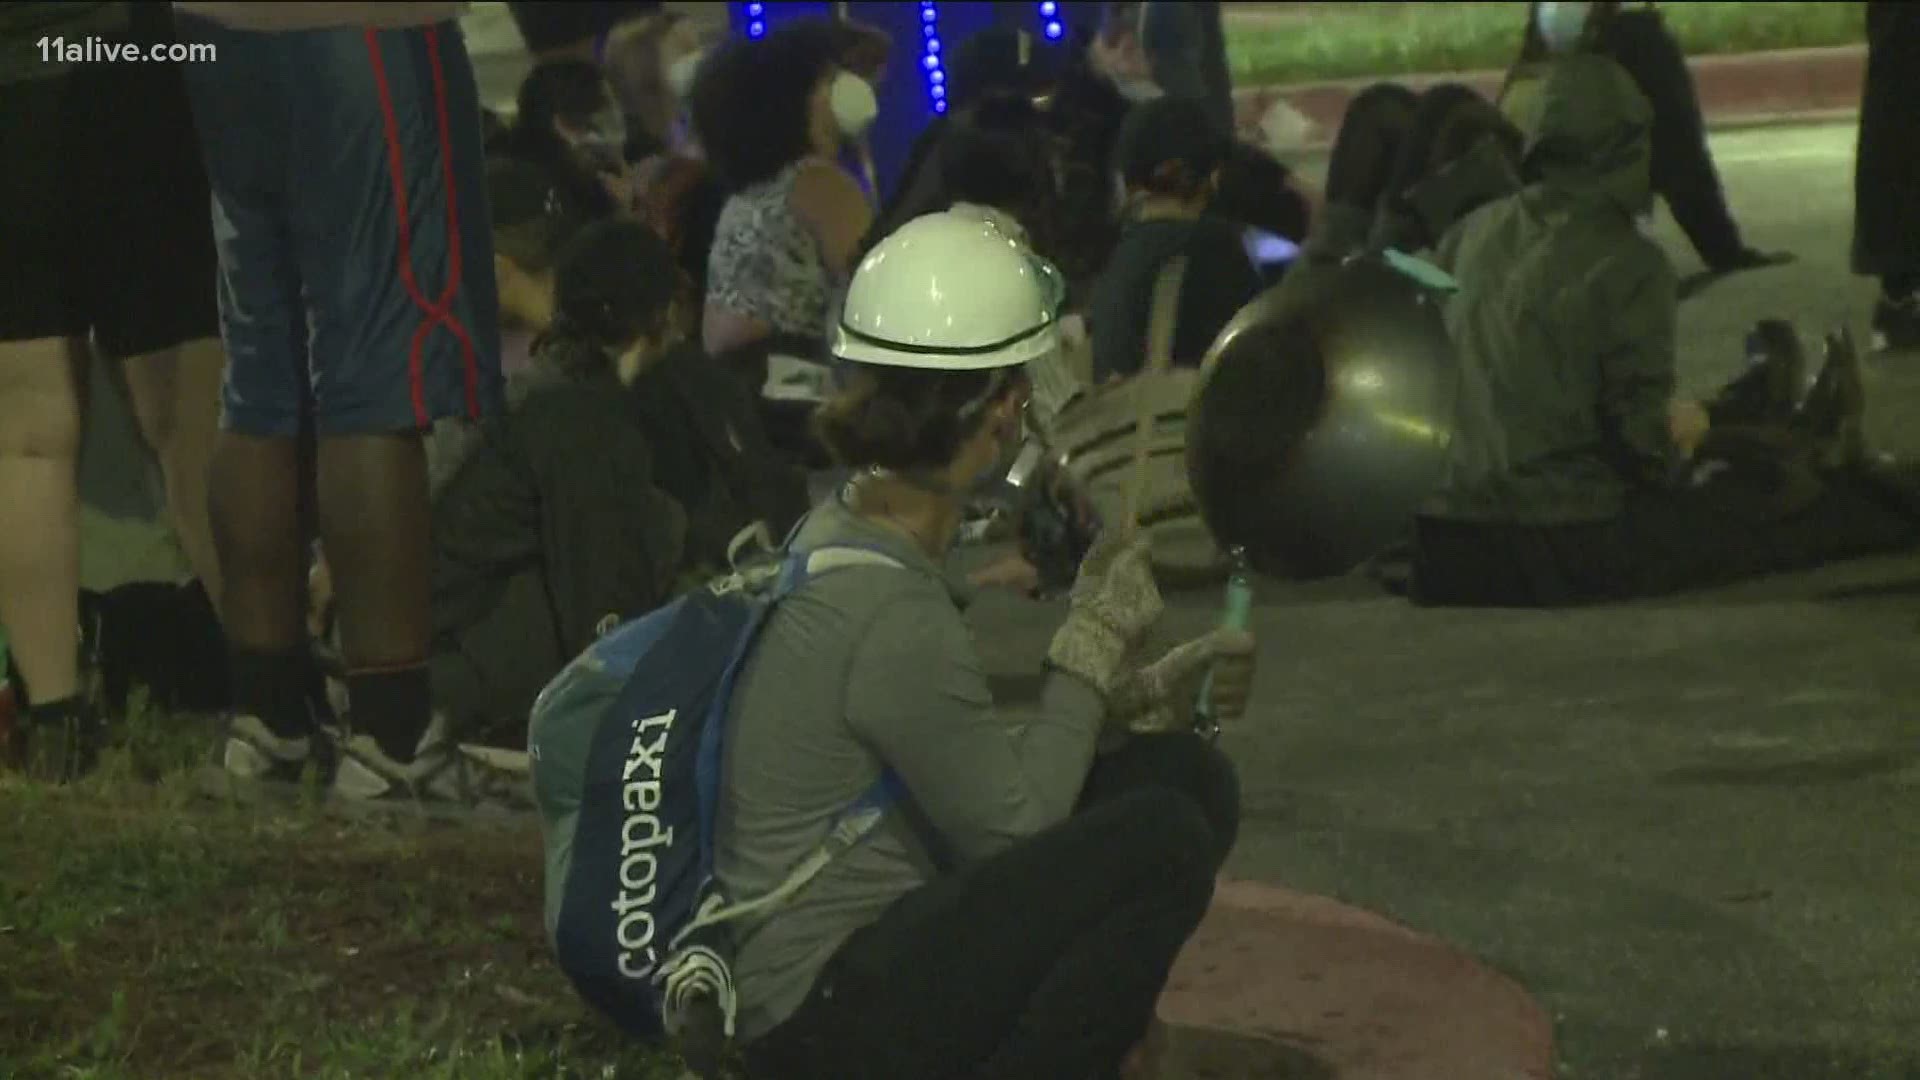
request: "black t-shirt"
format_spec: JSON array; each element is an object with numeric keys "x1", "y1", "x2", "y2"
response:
[
  {"x1": 0, "y1": 1, "x2": 131, "y2": 84},
  {"x1": 1087, "y1": 215, "x2": 1263, "y2": 381}
]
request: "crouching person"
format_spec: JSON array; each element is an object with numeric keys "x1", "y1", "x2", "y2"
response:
[
  {"x1": 430, "y1": 220, "x2": 689, "y2": 745},
  {"x1": 715, "y1": 213, "x2": 1253, "y2": 1078}
]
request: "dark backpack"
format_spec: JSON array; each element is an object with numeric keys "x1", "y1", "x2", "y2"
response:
[{"x1": 528, "y1": 542, "x2": 903, "y2": 1052}]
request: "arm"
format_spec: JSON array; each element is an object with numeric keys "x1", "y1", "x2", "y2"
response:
[
  {"x1": 520, "y1": 389, "x2": 689, "y2": 655},
  {"x1": 846, "y1": 597, "x2": 1106, "y2": 862},
  {"x1": 789, "y1": 159, "x2": 875, "y2": 283},
  {"x1": 1594, "y1": 249, "x2": 1683, "y2": 485}
]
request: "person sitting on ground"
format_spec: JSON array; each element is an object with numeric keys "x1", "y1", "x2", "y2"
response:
[
  {"x1": 1369, "y1": 84, "x2": 1526, "y2": 253},
  {"x1": 494, "y1": 59, "x2": 629, "y2": 220},
  {"x1": 610, "y1": 22, "x2": 723, "y2": 312},
  {"x1": 692, "y1": 23, "x2": 876, "y2": 363},
  {"x1": 429, "y1": 219, "x2": 687, "y2": 747},
  {"x1": 716, "y1": 210, "x2": 1254, "y2": 1079},
  {"x1": 1500, "y1": 1, "x2": 1789, "y2": 277},
  {"x1": 1088, "y1": 96, "x2": 1263, "y2": 382},
  {"x1": 868, "y1": 91, "x2": 1062, "y2": 260},
  {"x1": 1414, "y1": 54, "x2": 1920, "y2": 607}
]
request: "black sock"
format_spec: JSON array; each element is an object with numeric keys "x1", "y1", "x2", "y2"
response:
[
  {"x1": 230, "y1": 648, "x2": 316, "y2": 740},
  {"x1": 346, "y1": 665, "x2": 431, "y2": 762},
  {"x1": 25, "y1": 694, "x2": 86, "y2": 726}
]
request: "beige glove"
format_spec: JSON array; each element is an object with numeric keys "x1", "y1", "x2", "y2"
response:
[
  {"x1": 1046, "y1": 531, "x2": 1164, "y2": 697},
  {"x1": 1108, "y1": 628, "x2": 1257, "y2": 734}
]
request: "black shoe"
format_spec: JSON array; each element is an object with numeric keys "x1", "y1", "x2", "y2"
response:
[
  {"x1": 1708, "y1": 247, "x2": 1795, "y2": 274},
  {"x1": 1793, "y1": 328, "x2": 1867, "y2": 467},
  {"x1": 1709, "y1": 319, "x2": 1807, "y2": 428},
  {"x1": 21, "y1": 701, "x2": 105, "y2": 785},
  {"x1": 1871, "y1": 293, "x2": 1920, "y2": 352}
]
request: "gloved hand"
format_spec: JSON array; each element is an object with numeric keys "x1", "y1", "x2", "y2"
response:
[
  {"x1": 1046, "y1": 530, "x2": 1163, "y2": 696},
  {"x1": 1108, "y1": 627, "x2": 1257, "y2": 734}
]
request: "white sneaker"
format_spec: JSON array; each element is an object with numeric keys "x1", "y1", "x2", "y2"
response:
[
  {"x1": 223, "y1": 714, "x2": 321, "y2": 784},
  {"x1": 331, "y1": 715, "x2": 532, "y2": 811}
]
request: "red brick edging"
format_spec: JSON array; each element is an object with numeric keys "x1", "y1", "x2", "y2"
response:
[{"x1": 1237, "y1": 44, "x2": 1866, "y2": 150}]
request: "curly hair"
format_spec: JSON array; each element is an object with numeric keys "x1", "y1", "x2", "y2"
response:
[{"x1": 690, "y1": 23, "x2": 839, "y2": 193}]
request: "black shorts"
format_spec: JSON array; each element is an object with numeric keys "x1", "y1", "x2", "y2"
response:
[{"x1": 0, "y1": 20, "x2": 219, "y2": 356}]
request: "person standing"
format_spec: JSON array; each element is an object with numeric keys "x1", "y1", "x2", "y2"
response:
[
  {"x1": 1503, "y1": 2, "x2": 1790, "y2": 277},
  {"x1": 0, "y1": 1, "x2": 227, "y2": 781},
  {"x1": 173, "y1": 2, "x2": 504, "y2": 801},
  {"x1": 1853, "y1": 1, "x2": 1920, "y2": 352}
]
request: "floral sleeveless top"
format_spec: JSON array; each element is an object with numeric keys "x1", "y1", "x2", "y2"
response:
[{"x1": 706, "y1": 158, "x2": 835, "y2": 340}]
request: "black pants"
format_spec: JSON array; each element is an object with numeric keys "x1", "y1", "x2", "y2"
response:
[
  {"x1": 1412, "y1": 460, "x2": 1920, "y2": 608},
  {"x1": 744, "y1": 734, "x2": 1240, "y2": 1080},
  {"x1": 1853, "y1": 2, "x2": 1920, "y2": 287},
  {"x1": 1595, "y1": 11, "x2": 1747, "y2": 268}
]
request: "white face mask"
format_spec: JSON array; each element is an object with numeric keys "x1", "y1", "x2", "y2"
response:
[
  {"x1": 1113, "y1": 76, "x2": 1165, "y2": 104},
  {"x1": 1535, "y1": 1, "x2": 1594, "y2": 53},
  {"x1": 829, "y1": 71, "x2": 879, "y2": 140}
]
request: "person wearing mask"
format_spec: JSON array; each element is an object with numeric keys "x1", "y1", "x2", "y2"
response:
[
  {"x1": 717, "y1": 210, "x2": 1254, "y2": 1079},
  {"x1": 603, "y1": 10, "x2": 701, "y2": 164},
  {"x1": 495, "y1": 59, "x2": 630, "y2": 220},
  {"x1": 174, "y1": 1, "x2": 504, "y2": 801},
  {"x1": 1415, "y1": 55, "x2": 1920, "y2": 607},
  {"x1": 1088, "y1": 97, "x2": 1264, "y2": 382},
  {"x1": 1853, "y1": 1, "x2": 1920, "y2": 352},
  {"x1": 0, "y1": 1, "x2": 228, "y2": 779},
  {"x1": 694, "y1": 23, "x2": 878, "y2": 362},
  {"x1": 429, "y1": 220, "x2": 687, "y2": 748},
  {"x1": 1501, "y1": 2, "x2": 1789, "y2": 278}
]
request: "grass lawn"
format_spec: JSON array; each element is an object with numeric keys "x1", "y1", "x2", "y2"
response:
[
  {"x1": 0, "y1": 703, "x2": 681, "y2": 1080},
  {"x1": 1226, "y1": 1, "x2": 1869, "y2": 86}
]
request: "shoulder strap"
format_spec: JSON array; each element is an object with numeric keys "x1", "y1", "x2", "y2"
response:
[{"x1": 1145, "y1": 253, "x2": 1189, "y2": 375}]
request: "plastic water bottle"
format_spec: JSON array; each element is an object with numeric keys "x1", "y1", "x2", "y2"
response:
[{"x1": 1193, "y1": 547, "x2": 1254, "y2": 741}]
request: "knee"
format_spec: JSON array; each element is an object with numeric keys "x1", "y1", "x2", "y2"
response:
[
  {"x1": 1144, "y1": 734, "x2": 1243, "y2": 864},
  {"x1": 1111, "y1": 790, "x2": 1219, "y2": 903}
]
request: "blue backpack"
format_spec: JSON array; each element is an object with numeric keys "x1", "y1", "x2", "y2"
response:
[{"x1": 527, "y1": 542, "x2": 904, "y2": 1045}]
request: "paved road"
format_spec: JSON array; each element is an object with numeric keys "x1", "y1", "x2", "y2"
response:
[{"x1": 975, "y1": 121, "x2": 1920, "y2": 1077}]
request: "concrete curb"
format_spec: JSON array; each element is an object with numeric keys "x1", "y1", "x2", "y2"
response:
[
  {"x1": 1237, "y1": 44, "x2": 1866, "y2": 153},
  {"x1": 1157, "y1": 879, "x2": 1556, "y2": 1078}
]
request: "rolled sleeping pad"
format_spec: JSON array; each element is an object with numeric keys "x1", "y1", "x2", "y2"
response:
[{"x1": 1186, "y1": 254, "x2": 1460, "y2": 579}]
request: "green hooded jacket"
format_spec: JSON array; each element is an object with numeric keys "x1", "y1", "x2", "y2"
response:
[{"x1": 1428, "y1": 53, "x2": 1679, "y2": 525}]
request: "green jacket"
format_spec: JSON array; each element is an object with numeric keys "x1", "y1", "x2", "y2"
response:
[{"x1": 1428, "y1": 53, "x2": 1679, "y2": 525}]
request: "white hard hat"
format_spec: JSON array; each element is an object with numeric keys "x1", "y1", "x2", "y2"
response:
[{"x1": 833, "y1": 211, "x2": 1064, "y2": 371}]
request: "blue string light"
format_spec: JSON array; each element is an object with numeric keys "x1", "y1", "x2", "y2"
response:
[
  {"x1": 1038, "y1": 0, "x2": 1063, "y2": 42},
  {"x1": 745, "y1": 2, "x2": 766, "y2": 39},
  {"x1": 920, "y1": 1, "x2": 946, "y2": 114}
]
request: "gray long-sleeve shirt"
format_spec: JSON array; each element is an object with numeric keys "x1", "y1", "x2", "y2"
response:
[{"x1": 714, "y1": 492, "x2": 1105, "y2": 1040}]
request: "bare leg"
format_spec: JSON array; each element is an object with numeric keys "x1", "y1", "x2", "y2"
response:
[
  {"x1": 316, "y1": 431, "x2": 433, "y2": 760},
  {"x1": 210, "y1": 432, "x2": 306, "y2": 655},
  {"x1": 121, "y1": 336, "x2": 226, "y2": 609},
  {"x1": 0, "y1": 338, "x2": 87, "y2": 707}
]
